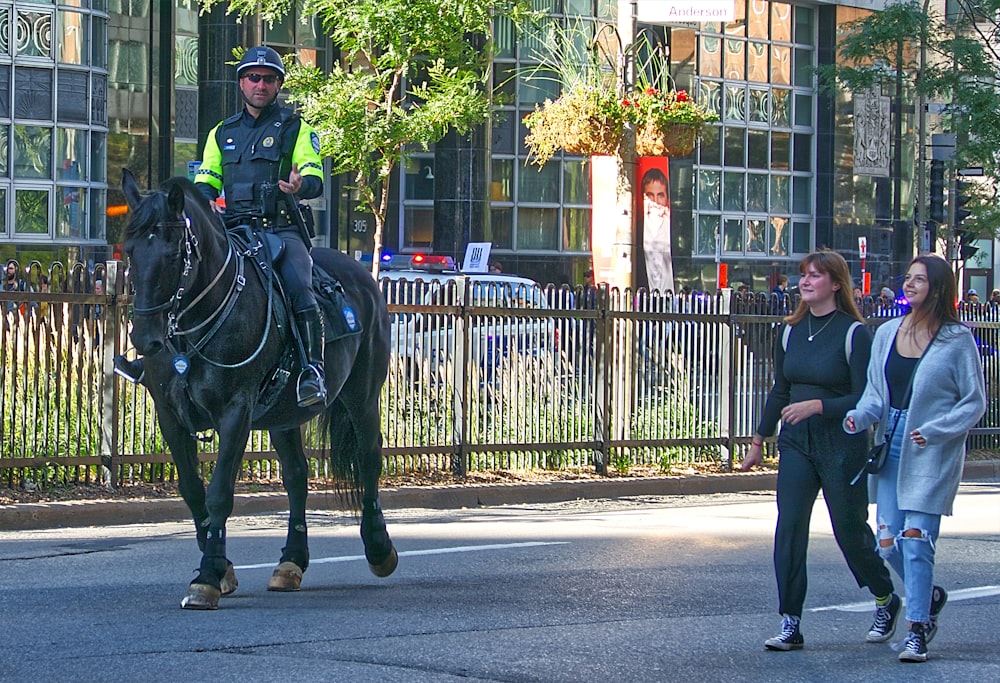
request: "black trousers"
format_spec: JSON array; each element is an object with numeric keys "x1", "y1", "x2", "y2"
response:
[
  {"x1": 773, "y1": 418, "x2": 894, "y2": 617},
  {"x1": 272, "y1": 226, "x2": 316, "y2": 313}
]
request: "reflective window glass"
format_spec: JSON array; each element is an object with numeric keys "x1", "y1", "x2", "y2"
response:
[
  {"x1": 770, "y1": 131, "x2": 791, "y2": 170},
  {"x1": 793, "y1": 176, "x2": 812, "y2": 214},
  {"x1": 700, "y1": 36, "x2": 722, "y2": 79},
  {"x1": 747, "y1": 173, "x2": 768, "y2": 212},
  {"x1": 748, "y1": 44, "x2": 768, "y2": 84},
  {"x1": 769, "y1": 217, "x2": 789, "y2": 256},
  {"x1": 724, "y1": 85, "x2": 746, "y2": 122},
  {"x1": 792, "y1": 221, "x2": 811, "y2": 253},
  {"x1": 747, "y1": 130, "x2": 768, "y2": 170},
  {"x1": 794, "y1": 93, "x2": 812, "y2": 127},
  {"x1": 747, "y1": 218, "x2": 766, "y2": 253},
  {"x1": 723, "y1": 218, "x2": 742, "y2": 252},
  {"x1": 56, "y1": 185, "x2": 86, "y2": 238},
  {"x1": 490, "y1": 207, "x2": 513, "y2": 249},
  {"x1": 58, "y1": 10, "x2": 87, "y2": 65},
  {"x1": 772, "y1": 2, "x2": 792, "y2": 43},
  {"x1": 725, "y1": 39, "x2": 745, "y2": 80},
  {"x1": 17, "y1": 11, "x2": 52, "y2": 58},
  {"x1": 697, "y1": 214, "x2": 719, "y2": 255},
  {"x1": 563, "y1": 160, "x2": 590, "y2": 204},
  {"x1": 13, "y1": 125, "x2": 52, "y2": 179},
  {"x1": 698, "y1": 170, "x2": 720, "y2": 211},
  {"x1": 771, "y1": 88, "x2": 791, "y2": 126},
  {"x1": 516, "y1": 207, "x2": 558, "y2": 249},
  {"x1": 771, "y1": 46, "x2": 790, "y2": 85},
  {"x1": 724, "y1": 128, "x2": 745, "y2": 167},
  {"x1": 518, "y1": 162, "x2": 559, "y2": 203},
  {"x1": 747, "y1": 0, "x2": 769, "y2": 40},
  {"x1": 491, "y1": 159, "x2": 513, "y2": 202},
  {"x1": 723, "y1": 171, "x2": 744, "y2": 212},
  {"x1": 770, "y1": 175, "x2": 790, "y2": 213},
  {"x1": 15, "y1": 189, "x2": 49, "y2": 235},
  {"x1": 563, "y1": 207, "x2": 590, "y2": 250}
]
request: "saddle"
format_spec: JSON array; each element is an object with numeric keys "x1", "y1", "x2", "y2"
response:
[{"x1": 228, "y1": 225, "x2": 362, "y2": 416}]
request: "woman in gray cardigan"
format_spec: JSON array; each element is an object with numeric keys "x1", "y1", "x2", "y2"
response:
[{"x1": 845, "y1": 254, "x2": 986, "y2": 663}]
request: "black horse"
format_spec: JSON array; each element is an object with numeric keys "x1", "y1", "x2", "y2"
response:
[{"x1": 121, "y1": 169, "x2": 397, "y2": 609}]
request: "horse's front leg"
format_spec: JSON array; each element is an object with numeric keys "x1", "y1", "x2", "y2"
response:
[
  {"x1": 181, "y1": 407, "x2": 253, "y2": 610},
  {"x1": 266, "y1": 427, "x2": 310, "y2": 591}
]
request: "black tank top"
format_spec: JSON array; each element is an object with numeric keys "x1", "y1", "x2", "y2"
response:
[{"x1": 886, "y1": 338, "x2": 918, "y2": 409}]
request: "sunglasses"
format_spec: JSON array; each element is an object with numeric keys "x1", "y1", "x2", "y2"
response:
[{"x1": 243, "y1": 73, "x2": 280, "y2": 84}]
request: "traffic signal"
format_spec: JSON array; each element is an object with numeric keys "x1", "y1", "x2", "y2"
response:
[
  {"x1": 954, "y1": 179, "x2": 978, "y2": 260},
  {"x1": 929, "y1": 160, "x2": 945, "y2": 225}
]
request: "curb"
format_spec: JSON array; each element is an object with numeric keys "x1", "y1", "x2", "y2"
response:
[{"x1": 2, "y1": 461, "x2": 997, "y2": 531}]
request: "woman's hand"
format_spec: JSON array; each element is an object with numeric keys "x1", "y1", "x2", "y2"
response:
[
  {"x1": 741, "y1": 441, "x2": 764, "y2": 471},
  {"x1": 780, "y1": 399, "x2": 822, "y2": 425},
  {"x1": 910, "y1": 429, "x2": 927, "y2": 447},
  {"x1": 845, "y1": 416, "x2": 857, "y2": 433}
]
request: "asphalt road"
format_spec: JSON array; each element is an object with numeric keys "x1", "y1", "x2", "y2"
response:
[{"x1": 0, "y1": 484, "x2": 997, "y2": 682}]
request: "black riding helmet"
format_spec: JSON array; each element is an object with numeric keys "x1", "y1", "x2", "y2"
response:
[{"x1": 236, "y1": 46, "x2": 285, "y2": 79}]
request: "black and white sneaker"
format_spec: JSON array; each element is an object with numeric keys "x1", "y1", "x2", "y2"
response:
[
  {"x1": 899, "y1": 622, "x2": 929, "y2": 663},
  {"x1": 925, "y1": 585, "x2": 948, "y2": 644},
  {"x1": 765, "y1": 615, "x2": 804, "y2": 651},
  {"x1": 867, "y1": 593, "x2": 901, "y2": 643}
]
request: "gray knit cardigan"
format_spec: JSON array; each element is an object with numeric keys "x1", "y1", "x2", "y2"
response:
[{"x1": 843, "y1": 316, "x2": 986, "y2": 515}]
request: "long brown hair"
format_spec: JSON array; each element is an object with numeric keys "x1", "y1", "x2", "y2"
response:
[
  {"x1": 785, "y1": 249, "x2": 864, "y2": 325},
  {"x1": 905, "y1": 253, "x2": 959, "y2": 331}
]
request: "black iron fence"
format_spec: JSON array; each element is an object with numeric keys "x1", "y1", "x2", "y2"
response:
[{"x1": 2, "y1": 260, "x2": 998, "y2": 490}]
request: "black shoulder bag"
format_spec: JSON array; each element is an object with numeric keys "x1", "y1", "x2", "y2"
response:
[{"x1": 850, "y1": 327, "x2": 938, "y2": 486}]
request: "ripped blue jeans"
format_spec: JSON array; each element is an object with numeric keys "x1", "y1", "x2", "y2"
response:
[{"x1": 874, "y1": 408, "x2": 941, "y2": 624}]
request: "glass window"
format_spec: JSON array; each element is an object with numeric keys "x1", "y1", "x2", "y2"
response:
[
  {"x1": 794, "y1": 93, "x2": 812, "y2": 127},
  {"x1": 493, "y1": 17, "x2": 516, "y2": 59},
  {"x1": 697, "y1": 215, "x2": 718, "y2": 255},
  {"x1": 403, "y1": 206, "x2": 433, "y2": 248},
  {"x1": 749, "y1": 87, "x2": 769, "y2": 123},
  {"x1": 563, "y1": 160, "x2": 589, "y2": 204},
  {"x1": 698, "y1": 170, "x2": 720, "y2": 211},
  {"x1": 772, "y1": 2, "x2": 792, "y2": 43},
  {"x1": 0, "y1": 125, "x2": 7, "y2": 176},
  {"x1": 793, "y1": 48, "x2": 813, "y2": 88},
  {"x1": 491, "y1": 159, "x2": 513, "y2": 202},
  {"x1": 403, "y1": 157, "x2": 435, "y2": 200},
  {"x1": 747, "y1": 130, "x2": 768, "y2": 170},
  {"x1": 769, "y1": 217, "x2": 790, "y2": 256},
  {"x1": 698, "y1": 126, "x2": 722, "y2": 166},
  {"x1": 793, "y1": 176, "x2": 811, "y2": 214},
  {"x1": 90, "y1": 132, "x2": 106, "y2": 182},
  {"x1": 747, "y1": 0, "x2": 769, "y2": 40},
  {"x1": 699, "y1": 36, "x2": 722, "y2": 79},
  {"x1": 747, "y1": 173, "x2": 768, "y2": 212},
  {"x1": 91, "y1": 73, "x2": 107, "y2": 125},
  {"x1": 0, "y1": 65, "x2": 9, "y2": 118},
  {"x1": 747, "y1": 41, "x2": 768, "y2": 83},
  {"x1": 794, "y1": 6, "x2": 814, "y2": 46},
  {"x1": 771, "y1": 45, "x2": 790, "y2": 85},
  {"x1": 92, "y1": 15, "x2": 107, "y2": 69},
  {"x1": 724, "y1": 127, "x2": 745, "y2": 167},
  {"x1": 493, "y1": 63, "x2": 516, "y2": 102},
  {"x1": 13, "y1": 125, "x2": 52, "y2": 179},
  {"x1": 771, "y1": 175, "x2": 790, "y2": 213},
  {"x1": 723, "y1": 218, "x2": 742, "y2": 252},
  {"x1": 518, "y1": 70, "x2": 559, "y2": 105},
  {"x1": 792, "y1": 220, "x2": 811, "y2": 253},
  {"x1": 57, "y1": 128, "x2": 87, "y2": 182},
  {"x1": 770, "y1": 131, "x2": 790, "y2": 170},
  {"x1": 57, "y1": 71, "x2": 89, "y2": 123},
  {"x1": 699, "y1": 80, "x2": 722, "y2": 118},
  {"x1": 175, "y1": 35, "x2": 198, "y2": 87},
  {"x1": 723, "y1": 171, "x2": 744, "y2": 212},
  {"x1": 724, "y1": 39, "x2": 745, "y2": 80},
  {"x1": 793, "y1": 133, "x2": 812, "y2": 172},
  {"x1": 724, "y1": 85, "x2": 746, "y2": 122},
  {"x1": 490, "y1": 207, "x2": 513, "y2": 249},
  {"x1": 771, "y1": 88, "x2": 791, "y2": 126},
  {"x1": 747, "y1": 218, "x2": 766, "y2": 253},
  {"x1": 492, "y1": 113, "x2": 515, "y2": 155},
  {"x1": 516, "y1": 207, "x2": 558, "y2": 249},
  {"x1": 518, "y1": 162, "x2": 559, "y2": 203},
  {"x1": 15, "y1": 189, "x2": 50, "y2": 235},
  {"x1": 16, "y1": 10, "x2": 53, "y2": 59},
  {"x1": 88, "y1": 188, "x2": 105, "y2": 241},
  {"x1": 563, "y1": 207, "x2": 589, "y2": 250},
  {"x1": 58, "y1": 10, "x2": 87, "y2": 65},
  {"x1": 0, "y1": 188, "x2": 5, "y2": 234},
  {"x1": 56, "y1": 185, "x2": 86, "y2": 238},
  {"x1": 15, "y1": 68, "x2": 53, "y2": 120}
]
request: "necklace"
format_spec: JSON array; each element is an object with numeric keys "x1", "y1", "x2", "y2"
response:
[{"x1": 807, "y1": 313, "x2": 835, "y2": 342}]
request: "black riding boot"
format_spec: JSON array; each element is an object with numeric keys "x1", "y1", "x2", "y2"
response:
[
  {"x1": 295, "y1": 307, "x2": 327, "y2": 407},
  {"x1": 113, "y1": 355, "x2": 144, "y2": 383}
]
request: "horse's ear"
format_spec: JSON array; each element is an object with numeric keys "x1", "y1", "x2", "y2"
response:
[
  {"x1": 167, "y1": 183, "x2": 186, "y2": 218},
  {"x1": 122, "y1": 168, "x2": 142, "y2": 211}
]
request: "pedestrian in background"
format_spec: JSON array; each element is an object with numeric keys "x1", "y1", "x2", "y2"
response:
[
  {"x1": 742, "y1": 249, "x2": 897, "y2": 652},
  {"x1": 845, "y1": 254, "x2": 985, "y2": 663}
]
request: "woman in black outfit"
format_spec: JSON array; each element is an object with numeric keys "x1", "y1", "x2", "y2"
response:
[{"x1": 741, "y1": 250, "x2": 897, "y2": 651}]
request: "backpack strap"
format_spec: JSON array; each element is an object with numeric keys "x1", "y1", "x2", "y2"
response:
[{"x1": 781, "y1": 324, "x2": 792, "y2": 352}]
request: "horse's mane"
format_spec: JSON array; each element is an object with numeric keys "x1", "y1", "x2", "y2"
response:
[{"x1": 126, "y1": 176, "x2": 225, "y2": 239}]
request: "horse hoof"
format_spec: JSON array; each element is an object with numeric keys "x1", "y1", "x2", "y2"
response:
[
  {"x1": 221, "y1": 562, "x2": 238, "y2": 596},
  {"x1": 267, "y1": 561, "x2": 304, "y2": 591},
  {"x1": 368, "y1": 546, "x2": 399, "y2": 578},
  {"x1": 180, "y1": 583, "x2": 221, "y2": 610}
]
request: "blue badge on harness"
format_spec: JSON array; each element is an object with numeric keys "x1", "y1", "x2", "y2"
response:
[
  {"x1": 342, "y1": 306, "x2": 358, "y2": 331},
  {"x1": 172, "y1": 355, "x2": 190, "y2": 375}
]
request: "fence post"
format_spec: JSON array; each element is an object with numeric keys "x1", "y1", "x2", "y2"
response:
[
  {"x1": 593, "y1": 284, "x2": 610, "y2": 474},
  {"x1": 718, "y1": 288, "x2": 733, "y2": 469},
  {"x1": 451, "y1": 276, "x2": 468, "y2": 476},
  {"x1": 100, "y1": 259, "x2": 124, "y2": 487}
]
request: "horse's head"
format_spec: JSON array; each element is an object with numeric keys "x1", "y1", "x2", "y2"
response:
[{"x1": 121, "y1": 168, "x2": 198, "y2": 356}]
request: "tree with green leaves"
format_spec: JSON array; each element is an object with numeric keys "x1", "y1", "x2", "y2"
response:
[
  {"x1": 200, "y1": 0, "x2": 532, "y2": 277},
  {"x1": 816, "y1": 0, "x2": 1000, "y2": 241}
]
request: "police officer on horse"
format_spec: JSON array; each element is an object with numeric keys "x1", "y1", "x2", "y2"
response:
[{"x1": 115, "y1": 46, "x2": 328, "y2": 408}]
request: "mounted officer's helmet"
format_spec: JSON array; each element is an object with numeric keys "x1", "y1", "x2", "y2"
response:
[{"x1": 236, "y1": 46, "x2": 285, "y2": 78}]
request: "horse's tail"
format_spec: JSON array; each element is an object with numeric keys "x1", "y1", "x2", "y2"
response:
[{"x1": 317, "y1": 402, "x2": 368, "y2": 512}]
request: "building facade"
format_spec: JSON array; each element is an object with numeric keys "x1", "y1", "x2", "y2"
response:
[{"x1": 2, "y1": 0, "x2": 931, "y2": 295}]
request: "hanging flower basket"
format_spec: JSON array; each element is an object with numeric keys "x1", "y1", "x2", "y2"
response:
[
  {"x1": 561, "y1": 113, "x2": 622, "y2": 156},
  {"x1": 636, "y1": 121, "x2": 698, "y2": 157}
]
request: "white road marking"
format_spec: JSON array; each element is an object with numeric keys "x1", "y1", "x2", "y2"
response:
[
  {"x1": 809, "y1": 585, "x2": 1000, "y2": 613},
  {"x1": 235, "y1": 541, "x2": 569, "y2": 571}
]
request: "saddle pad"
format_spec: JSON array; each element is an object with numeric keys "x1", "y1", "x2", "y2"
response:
[{"x1": 313, "y1": 263, "x2": 363, "y2": 343}]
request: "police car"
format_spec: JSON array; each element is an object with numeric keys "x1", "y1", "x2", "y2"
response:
[{"x1": 378, "y1": 253, "x2": 557, "y2": 380}]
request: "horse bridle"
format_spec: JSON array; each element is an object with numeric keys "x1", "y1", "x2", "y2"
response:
[{"x1": 131, "y1": 212, "x2": 276, "y2": 369}]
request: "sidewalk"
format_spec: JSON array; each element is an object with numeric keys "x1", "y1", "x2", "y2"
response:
[{"x1": 3, "y1": 460, "x2": 999, "y2": 531}]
